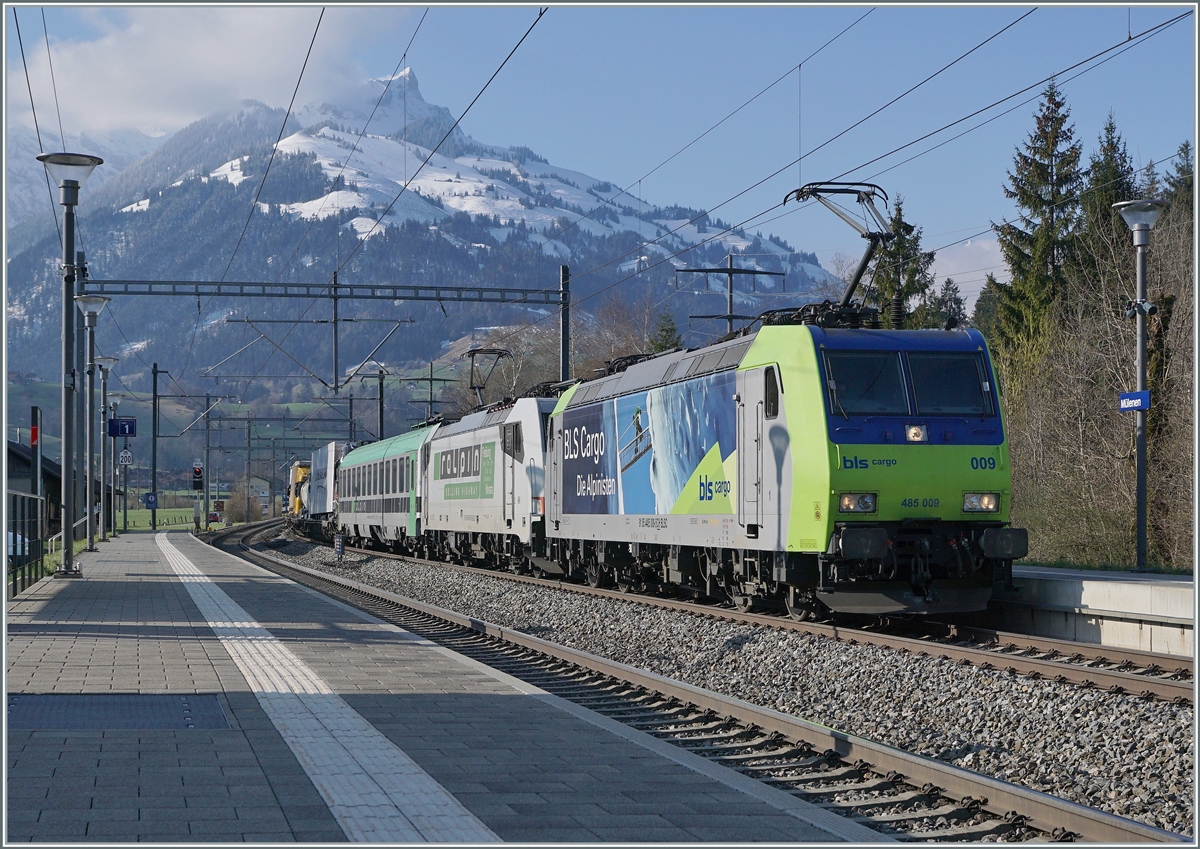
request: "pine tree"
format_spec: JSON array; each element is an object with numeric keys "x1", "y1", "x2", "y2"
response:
[
  {"x1": 649, "y1": 310, "x2": 682, "y2": 352},
  {"x1": 865, "y1": 195, "x2": 935, "y2": 324},
  {"x1": 1081, "y1": 113, "x2": 1138, "y2": 227},
  {"x1": 992, "y1": 81, "x2": 1083, "y2": 363},
  {"x1": 970, "y1": 274, "x2": 1004, "y2": 342},
  {"x1": 1164, "y1": 140, "x2": 1193, "y2": 211},
  {"x1": 921, "y1": 278, "x2": 968, "y2": 329},
  {"x1": 1075, "y1": 113, "x2": 1139, "y2": 290}
]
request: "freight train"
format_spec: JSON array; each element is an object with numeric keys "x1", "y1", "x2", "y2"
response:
[{"x1": 288, "y1": 183, "x2": 1027, "y2": 618}]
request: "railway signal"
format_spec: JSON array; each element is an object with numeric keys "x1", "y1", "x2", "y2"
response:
[{"x1": 192, "y1": 461, "x2": 204, "y2": 491}]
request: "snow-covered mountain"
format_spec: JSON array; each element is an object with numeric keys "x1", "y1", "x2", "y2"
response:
[
  {"x1": 6, "y1": 68, "x2": 838, "y2": 386},
  {"x1": 6, "y1": 125, "x2": 167, "y2": 226}
]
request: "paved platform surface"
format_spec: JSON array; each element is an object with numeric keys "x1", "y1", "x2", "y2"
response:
[{"x1": 6, "y1": 530, "x2": 883, "y2": 843}]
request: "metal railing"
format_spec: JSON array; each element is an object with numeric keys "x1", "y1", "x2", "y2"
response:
[{"x1": 7, "y1": 491, "x2": 47, "y2": 597}]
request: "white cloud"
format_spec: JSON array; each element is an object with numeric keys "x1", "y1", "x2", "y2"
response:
[
  {"x1": 929, "y1": 236, "x2": 1008, "y2": 310},
  {"x1": 6, "y1": 7, "x2": 419, "y2": 136}
]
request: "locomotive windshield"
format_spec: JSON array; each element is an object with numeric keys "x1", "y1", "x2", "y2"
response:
[
  {"x1": 908, "y1": 352, "x2": 995, "y2": 416},
  {"x1": 822, "y1": 348, "x2": 997, "y2": 418},
  {"x1": 823, "y1": 351, "x2": 908, "y2": 415}
]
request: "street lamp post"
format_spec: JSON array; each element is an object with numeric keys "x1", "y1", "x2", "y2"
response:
[
  {"x1": 39, "y1": 152, "x2": 103, "y2": 575},
  {"x1": 95, "y1": 357, "x2": 119, "y2": 541},
  {"x1": 75, "y1": 294, "x2": 110, "y2": 552},
  {"x1": 1113, "y1": 198, "x2": 1169, "y2": 573}
]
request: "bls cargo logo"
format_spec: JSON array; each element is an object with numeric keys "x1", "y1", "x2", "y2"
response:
[
  {"x1": 698, "y1": 475, "x2": 731, "y2": 501},
  {"x1": 842, "y1": 456, "x2": 897, "y2": 469}
]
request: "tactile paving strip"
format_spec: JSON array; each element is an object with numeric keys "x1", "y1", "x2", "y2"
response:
[{"x1": 6, "y1": 693, "x2": 230, "y2": 729}]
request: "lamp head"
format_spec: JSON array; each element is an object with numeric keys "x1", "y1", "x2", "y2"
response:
[
  {"x1": 95, "y1": 356, "x2": 119, "y2": 372},
  {"x1": 37, "y1": 152, "x2": 104, "y2": 189},
  {"x1": 74, "y1": 294, "x2": 111, "y2": 317},
  {"x1": 1113, "y1": 199, "x2": 1168, "y2": 232}
]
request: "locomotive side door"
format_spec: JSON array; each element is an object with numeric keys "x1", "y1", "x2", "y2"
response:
[
  {"x1": 548, "y1": 419, "x2": 561, "y2": 527},
  {"x1": 502, "y1": 422, "x2": 522, "y2": 529},
  {"x1": 736, "y1": 369, "x2": 764, "y2": 537}
]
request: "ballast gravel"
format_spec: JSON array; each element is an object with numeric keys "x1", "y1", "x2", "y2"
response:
[{"x1": 261, "y1": 532, "x2": 1194, "y2": 836}]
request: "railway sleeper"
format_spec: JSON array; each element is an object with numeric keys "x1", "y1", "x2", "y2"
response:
[
  {"x1": 818, "y1": 789, "x2": 933, "y2": 811},
  {"x1": 670, "y1": 735, "x2": 778, "y2": 754},
  {"x1": 600, "y1": 700, "x2": 681, "y2": 718},
  {"x1": 714, "y1": 745, "x2": 815, "y2": 764},
  {"x1": 659, "y1": 726, "x2": 754, "y2": 745},
  {"x1": 900, "y1": 818, "x2": 1016, "y2": 842},
  {"x1": 850, "y1": 801, "x2": 984, "y2": 824},
  {"x1": 764, "y1": 765, "x2": 866, "y2": 785},
  {"x1": 785, "y1": 777, "x2": 898, "y2": 797},
  {"x1": 735, "y1": 753, "x2": 838, "y2": 773}
]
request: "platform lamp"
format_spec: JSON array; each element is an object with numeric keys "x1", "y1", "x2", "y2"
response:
[
  {"x1": 75, "y1": 293, "x2": 110, "y2": 552},
  {"x1": 40, "y1": 152, "x2": 103, "y2": 575},
  {"x1": 1113, "y1": 198, "x2": 1168, "y2": 573},
  {"x1": 95, "y1": 356, "x2": 119, "y2": 541}
]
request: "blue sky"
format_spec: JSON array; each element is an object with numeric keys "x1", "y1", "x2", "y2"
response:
[{"x1": 6, "y1": 5, "x2": 1196, "y2": 304}]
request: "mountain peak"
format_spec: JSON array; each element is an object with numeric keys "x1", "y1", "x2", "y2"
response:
[{"x1": 294, "y1": 67, "x2": 441, "y2": 137}]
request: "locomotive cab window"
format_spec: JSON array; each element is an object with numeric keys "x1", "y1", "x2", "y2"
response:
[
  {"x1": 823, "y1": 351, "x2": 908, "y2": 416},
  {"x1": 908, "y1": 353, "x2": 995, "y2": 416},
  {"x1": 764, "y1": 367, "x2": 780, "y2": 419},
  {"x1": 503, "y1": 423, "x2": 524, "y2": 461}
]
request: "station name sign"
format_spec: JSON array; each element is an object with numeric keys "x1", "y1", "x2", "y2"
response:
[{"x1": 1118, "y1": 390, "x2": 1150, "y2": 412}]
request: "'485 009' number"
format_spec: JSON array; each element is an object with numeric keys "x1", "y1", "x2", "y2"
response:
[
  {"x1": 901, "y1": 497, "x2": 939, "y2": 508},
  {"x1": 970, "y1": 456, "x2": 997, "y2": 470}
]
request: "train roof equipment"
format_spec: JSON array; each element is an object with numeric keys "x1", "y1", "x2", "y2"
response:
[{"x1": 783, "y1": 181, "x2": 896, "y2": 329}]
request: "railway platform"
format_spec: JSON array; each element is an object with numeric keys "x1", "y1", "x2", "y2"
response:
[
  {"x1": 6, "y1": 530, "x2": 883, "y2": 843},
  {"x1": 996, "y1": 564, "x2": 1193, "y2": 656}
]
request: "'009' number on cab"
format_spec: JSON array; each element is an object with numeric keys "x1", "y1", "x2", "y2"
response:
[
  {"x1": 970, "y1": 456, "x2": 997, "y2": 470},
  {"x1": 901, "y1": 497, "x2": 939, "y2": 508}
]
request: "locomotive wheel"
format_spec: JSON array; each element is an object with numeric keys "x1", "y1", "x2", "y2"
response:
[
  {"x1": 785, "y1": 597, "x2": 817, "y2": 622},
  {"x1": 586, "y1": 561, "x2": 606, "y2": 588},
  {"x1": 732, "y1": 594, "x2": 756, "y2": 614}
]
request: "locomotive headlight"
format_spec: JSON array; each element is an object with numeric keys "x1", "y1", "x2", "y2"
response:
[
  {"x1": 963, "y1": 492, "x2": 1000, "y2": 512},
  {"x1": 905, "y1": 424, "x2": 929, "y2": 443},
  {"x1": 839, "y1": 492, "x2": 877, "y2": 513}
]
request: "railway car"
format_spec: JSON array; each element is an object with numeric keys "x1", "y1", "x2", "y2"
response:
[
  {"x1": 539, "y1": 320, "x2": 1026, "y2": 617},
  {"x1": 285, "y1": 461, "x2": 311, "y2": 517},
  {"x1": 531, "y1": 182, "x2": 1026, "y2": 618},
  {"x1": 421, "y1": 396, "x2": 558, "y2": 568},
  {"x1": 304, "y1": 182, "x2": 1025, "y2": 620},
  {"x1": 337, "y1": 426, "x2": 436, "y2": 551}
]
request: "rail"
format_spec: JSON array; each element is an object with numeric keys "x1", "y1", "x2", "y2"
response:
[{"x1": 226, "y1": 524, "x2": 1188, "y2": 843}]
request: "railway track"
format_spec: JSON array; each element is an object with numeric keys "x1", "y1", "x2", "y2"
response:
[
  {"x1": 214, "y1": 521, "x2": 1189, "y2": 843},
  {"x1": 259, "y1": 522, "x2": 1193, "y2": 705}
]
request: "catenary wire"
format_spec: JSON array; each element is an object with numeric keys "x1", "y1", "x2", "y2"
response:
[
  {"x1": 13, "y1": 8, "x2": 62, "y2": 245},
  {"x1": 273, "y1": 7, "x2": 431, "y2": 285},
  {"x1": 334, "y1": 7, "x2": 548, "y2": 273},
  {"x1": 175, "y1": 8, "x2": 326, "y2": 396},
  {"x1": 483, "y1": 7, "x2": 1049, "y2": 326},
  {"x1": 527, "y1": 10, "x2": 1193, "y2": 328},
  {"x1": 235, "y1": 8, "x2": 545, "y2": 407},
  {"x1": 243, "y1": 8, "x2": 432, "y2": 403},
  {"x1": 219, "y1": 8, "x2": 325, "y2": 285},
  {"x1": 40, "y1": 8, "x2": 66, "y2": 150},
  {"x1": 440, "y1": 8, "x2": 875, "y2": 304}
]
